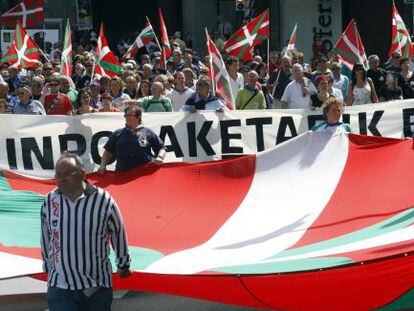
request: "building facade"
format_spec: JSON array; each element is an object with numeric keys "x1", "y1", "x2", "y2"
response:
[{"x1": 0, "y1": 0, "x2": 412, "y2": 62}]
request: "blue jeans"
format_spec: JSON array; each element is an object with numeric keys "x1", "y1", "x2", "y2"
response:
[{"x1": 47, "y1": 286, "x2": 113, "y2": 311}]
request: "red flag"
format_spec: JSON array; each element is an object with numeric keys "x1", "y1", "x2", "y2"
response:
[
  {"x1": 60, "y1": 19, "x2": 73, "y2": 77},
  {"x1": 0, "y1": 0, "x2": 43, "y2": 28},
  {"x1": 96, "y1": 23, "x2": 123, "y2": 78},
  {"x1": 1, "y1": 22, "x2": 41, "y2": 68},
  {"x1": 223, "y1": 9, "x2": 269, "y2": 62},
  {"x1": 285, "y1": 23, "x2": 298, "y2": 57},
  {"x1": 122, "y1": 21, "x2": 157, "y2": 60},
  {"x1": 206, "y1": 28, "x2": 234, "y2": 110},
  {"x1": 159, "y1": 8, "x2": 171, "y2": 70},
  {"x1": 333, "y1": 19, "x2": 368, "y2": 70},
  {"x1": 388, "y1": 1, "x2": 414, "y2": 58}
]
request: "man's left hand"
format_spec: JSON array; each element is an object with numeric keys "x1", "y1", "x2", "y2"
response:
[
  {"x1": 118, "y1": 268, "x2": 132, "y2": 278},
  {"x1": 153, "y1": 157, "x2": 164, "y2": 165}
]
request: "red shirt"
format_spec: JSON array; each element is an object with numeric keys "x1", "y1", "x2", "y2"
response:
[
  {"x1": 44, "y1": 93, "x2": 73, "y2": 115},
  {"x1": 98, "y1": 107, "x2": 120, "y2": 112}
]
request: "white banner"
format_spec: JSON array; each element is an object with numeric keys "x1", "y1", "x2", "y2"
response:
[{"x1": 1, "y1": 100, "x2": 414, "y2": 177}]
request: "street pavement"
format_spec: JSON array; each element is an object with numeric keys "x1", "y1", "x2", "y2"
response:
[{"x1": 1, "y1": 291, "x2": 264, "y2": 311}]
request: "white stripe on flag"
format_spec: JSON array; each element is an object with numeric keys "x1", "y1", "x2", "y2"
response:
[
  {"x1": 146, "y1": 132, "x2": 350, "y2": 274},
  {"x1": 0, "y1": 251, "x2": 42, "y2": 279}
]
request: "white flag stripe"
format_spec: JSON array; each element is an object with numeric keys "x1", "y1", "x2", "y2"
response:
[
  {"x1": 146, "y1": 132, "x2": 349, "y2": 274},
  {"x1": 2, "y1": 7, "x2": 42, "y2": 17}
]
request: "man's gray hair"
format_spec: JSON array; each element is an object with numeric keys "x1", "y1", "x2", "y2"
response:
[
  {"x1": 292, "y1": 63, "x2": 304, "y2": 72},
  {"x1": 56, "y1": 152, "x2": 84, "y2": 170},
  {"x1": 142, "y1": 63, "x2": 153, "y2": 70},
  {"x1": 368, "y1": 54, "x2": 379, "y2": 61}
]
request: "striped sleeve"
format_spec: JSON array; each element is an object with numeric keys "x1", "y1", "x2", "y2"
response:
[
  {"x1": 40, "y1": 194, "x2": 51, "y2": 272},
  {"x1": 107, "y1": 196, "x2": 130, "y2": 269}
]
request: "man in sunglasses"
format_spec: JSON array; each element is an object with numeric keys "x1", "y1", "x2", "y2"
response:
[
  {"x1": 41, "y1": 152, "x2": 131, "y2": 311},
  {"x1": 77, "y1": 61, "x2": 95, "y2": 89},
  {"x1": 41, "y1": 77, "x2": 73, "y2": 115},
  {"x1": 12, "y1": 85, "x2": 45, "y2": 115},
  {"x1": 98, "y1": 106, "x2": 166, "y2": 173}
]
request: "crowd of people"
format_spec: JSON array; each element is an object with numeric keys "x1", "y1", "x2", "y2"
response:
[{"x1": 1, "y1": 30, "x2": 414, "y2": 118}]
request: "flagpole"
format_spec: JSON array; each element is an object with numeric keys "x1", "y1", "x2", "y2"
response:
[
  {"x1": 89, "y1": 56, "x2": 96, "y2": 86},
  {"x1": 35, "y1": 40, "x2": 51, "y2": 63},
  {"x1": 146, "y1": 16, "x2": 162, "y2": 53},
  {"x1": 205, "y1": 27, "x2": 216, "y2": 97},
  {"x1": 271, "y1": 70, "x2": 281, "y2": 98},
  {"x1": 267, "y1": 38, "x2": 270, "y2": 74}
]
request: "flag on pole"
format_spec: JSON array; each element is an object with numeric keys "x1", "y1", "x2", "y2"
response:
[
  {"x1": 1, "y1": 22, "x2": 41, "y2": 68},
  {"x1": 206, "y1": 28, "x2": 234, "y2": 110},
  {"x1": 0, "y1": 0, "x2": 44, "y2": 28},
  {"x1": 60, "y1": 19, "x2": 73, "y2": 77},
  {"x1": 285, "y1": 23, "x2": 298, "y2": 57},
  {"x1": 388, "y1": 1, "x2": 414, "y2": 58},
  {"x1": 123, "y1": 21, "x2": 157, "y2": 60},
  {"x1": 95, "y1": 23, "x2": 123, "y2": 78},
  {"x1": 223, "y1": 9, "x2": 269, "y2": 62},
  {"x1": 332, "y1": 19, "x2": 368, "y2": 70},
  {"x1": 159, "y1": 8, "x2": 171, "y2": 70}
]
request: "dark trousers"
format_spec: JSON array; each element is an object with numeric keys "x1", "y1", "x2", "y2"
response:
[{"x1": 47, "y1": 286, "x2": 113, "y2": 311}]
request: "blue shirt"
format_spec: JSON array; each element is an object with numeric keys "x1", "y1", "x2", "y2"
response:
[
  {"x1": 104, "y1": 126, "x2": 165, "y2": 171},
  {"x1": 12, "y1": 99, "x2": 46, "y2": 115},
  {"x1": 4, "y1": 95, "x2": 17, "y2": 114}
]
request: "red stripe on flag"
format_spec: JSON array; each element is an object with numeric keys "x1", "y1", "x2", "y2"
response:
[
  {"x1": 4, "y1": 156, "x2": 256, "y2": 254},
  {"x1": 292, "y1": 134, "x2": 414, "y2": 249}
]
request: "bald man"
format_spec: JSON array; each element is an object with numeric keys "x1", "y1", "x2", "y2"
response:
[{"x1": 235, "y1": 70, "x2": 266, "y2": 110}]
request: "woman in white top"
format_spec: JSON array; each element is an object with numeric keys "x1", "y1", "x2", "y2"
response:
[
  {"x1": 347, "y1": 63, "x2": 378, "y2": 106},
  {"x1": 109, "y1": 76, "x2": 131, "y2": 111}
]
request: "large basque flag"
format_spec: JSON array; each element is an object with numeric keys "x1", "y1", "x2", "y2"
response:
[
  {"x1": 333, "y1": 19, "x2": 368, "y2": 70},
  {"x1": 0, "y1": 0, "x2": 44, "y2": 28},
  {"x1": 2, "y1": 132, "x2": 414, "y2": 310},
  {"x1": 223, "y1": 9, "x2": 269, "y2": 62}
]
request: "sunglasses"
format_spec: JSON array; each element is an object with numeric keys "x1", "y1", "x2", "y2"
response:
[
  {"x1": 49, "y1": 83, "x2": 59, "y2": 86},
  {"x1": 124, "y1": 113, "x2": 137, "y2": 117},
  {"x1": 55, "y1": 170, "x2": 83, "y2": 178}
]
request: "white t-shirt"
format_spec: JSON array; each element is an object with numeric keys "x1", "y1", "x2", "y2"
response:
[
  {"x1": 112, "y1": 93, "x2": 131, "y2": 112},
  {"x1": 229, "y1": 72, "x2": 244, "y2": 102},
  {"x1": 281, "y1": 80, "x2": 313, "y2": 109},
  {"x1": 167, "y1": 87, "x2": 195, "y2": 111},
  {"x1": 330, "y1": 87, "x2": 343, "y2": 101}
]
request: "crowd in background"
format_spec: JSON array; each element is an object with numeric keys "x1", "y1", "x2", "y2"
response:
[{"x1": 0, "y1": 25, "x2": 413, "y2": 116}]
